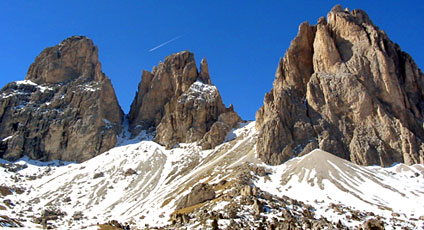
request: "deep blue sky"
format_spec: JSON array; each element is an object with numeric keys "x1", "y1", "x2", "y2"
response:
[{"x1": 1, "y1": 1, "x2": 423, "y2": 120}]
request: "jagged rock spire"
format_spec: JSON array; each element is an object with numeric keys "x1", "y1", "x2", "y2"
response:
[
  {"x1": 199, "y1": 58, "x2": 211, "y2": 84},
  {"x1": 129, "y1": 51, "x2": 240, "y2": 149}
]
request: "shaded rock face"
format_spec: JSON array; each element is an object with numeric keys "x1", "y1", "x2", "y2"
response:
[
  {"x1": 0, "y1": 36, "x2": 123, "y2": 162},
  {"x1": 176, "y1": 183, "x2": 216, "y2": 210},
  {"x1": 129, "y1": 51, "x2": 240, "y2": 149},
  {"x1": 256, "y1": 5, "x2": 424, "y2": 166}
]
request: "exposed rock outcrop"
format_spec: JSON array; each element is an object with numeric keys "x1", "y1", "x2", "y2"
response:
[
  {"x1": 256, "y1": 5, "x2": 424, "y2": 166},
  {"x1": 129, "y1": 51, "x2": 240, "y2": 149},
  {"x1": 362, "y1": 219, "x2": 385, "y2": 230},
  {"x1": 0, "y1": 36, "x2": 123, "y2": 162},
  {"x1": 176, "y1": 183, "x2": 216, "y2": 210}
]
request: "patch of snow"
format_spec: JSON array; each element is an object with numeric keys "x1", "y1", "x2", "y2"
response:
[
  {"x1": 225, "y1": 121, "x2": 253, "y2": 142},
  {"x1": 15, "y1": 80, "x2": 53, "y2": 92},
  {"x1": 1, "y1": 136, "x2": 13, "y2": 142},
  {"x1": 212, "y1": 201, "x2": 230, "y2": 212},
  {"x1": 15, "y1": 80, "x2": 38, "y2": 86},
  {"x1": 37, "y1": 85, "x2": 53, "y2": 93},
  {"x1": 80, "y1": 82, "x2": 100, "y2": 92},
  {"x1": 116, "y1": 117, "x2": 154, "y2": 146},
  {"x1": 178, "y1": 81, "x2": 219, "y2": 104},
  {"x1": 0, "y1": 90, "x2": 27, "y2": 98}
]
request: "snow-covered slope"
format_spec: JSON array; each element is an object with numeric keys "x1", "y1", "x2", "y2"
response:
[
  {"x1": 0, "y1": 122, "x2": 257, "y2": 229},
  {"x1": 256, "y1": 149, "x2": 424, "y2": 229},
  {"x1": 1, "y1": 123, "x2": 424, "y2": 229}
]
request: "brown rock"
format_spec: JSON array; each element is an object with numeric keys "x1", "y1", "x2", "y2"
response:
[
  {"x1": 199, "y1": 58, "x2": 212, "y2": 85},
  {"x1": 253, "y1": 199, "x2": 262, "y2": 215},
  {"x1": 200, "y1": 109, "x2": 240, "y2": 149},
  {"x1": 124, "y1": 168, "x2": 137, "y2": 176},
  {"x1": 256, "y1": 5, "x2": 424, "y2": 166},
  {"x1": 361, "y1": 218, "x2": 385, "y2": 230},
  {"x1": 176, "y1": 183, "x2": 216, "y2": 210},
  {"x1": 26, "y1": 36, "x2": 105, "y2": 84},
  {"x1": 0, "y1": 186, "x2": 12, "y2": 196},
  {"x1": 240, "y1": 185, "x2": 253, "y2": 197},
  {"x1": 0, "y1": 36, "x2": 123, "y2": 162},
  {"x1": 129, "y1": 51, "x2": 199, "y2": 133},
  {"x1": 129, "y1": 51, "x2": 240, "y2": 149}
]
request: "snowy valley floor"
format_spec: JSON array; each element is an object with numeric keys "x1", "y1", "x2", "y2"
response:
[{"x1": 0, "y1": 121, "x2": 423, "y2": 229}]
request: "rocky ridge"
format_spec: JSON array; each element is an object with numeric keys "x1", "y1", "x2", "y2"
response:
[
  {"x1": 256, "y1": 5, "x2": 424, "y2": 166},
  {"x1": 0, "y1": 38, "x2": 240, "y2": 162},
  {"x1": 0, "y1": 36, "x2": 123, "y2": 162},
  {"x1": 129, "y1": 51, "x2": 240, "y2": 149}
]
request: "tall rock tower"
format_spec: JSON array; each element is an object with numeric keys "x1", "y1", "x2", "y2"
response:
[
  {"x1": 256, "y1": 5, "x2": 424, "y2": 166},
  {"x1": 0, "y1": 36, "x2": 123, "y2": 162},
  {"x1": 129, "y1": 51, "x2": 240, "y2": 149}
]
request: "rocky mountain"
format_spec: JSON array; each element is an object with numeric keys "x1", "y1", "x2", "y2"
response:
[
  {"x1": 0, "y1": 36, "x2": 123, "y2": 162},
  {"x1": 129, "y1": 51, "x2": 240, "y2": 149},
  {"x1": 256, "y1": 5, "x2": 424, "y2": 166},
  {"x1": 1, "y1": 5, "x2": 424, "y2": 230},
  {"x1": 0, "y1": 39, "x2": 238, "y2": 163}
]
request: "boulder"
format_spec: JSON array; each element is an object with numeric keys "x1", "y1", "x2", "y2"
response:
[
  {"x1": 176, "y1": 183, "x2": 216, "y2": 210},
  {"x1": 361, "y1": 218, "x2": 385, "y2": 230}
]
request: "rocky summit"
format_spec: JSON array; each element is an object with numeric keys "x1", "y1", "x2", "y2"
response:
[
  {"x1": 256, "y1": 5, "x2": 424, "y2": 166},
  {"x1": 129, "y1": 51, "x2": 240, "y2": 149},
  {"x1": 0, "y1": 36, "x2": 123, "y2": 162}
]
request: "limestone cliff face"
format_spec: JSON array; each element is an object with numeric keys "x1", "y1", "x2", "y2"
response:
[
  {"x1": 129, "y1": 51, "x2": 240, "y2": 149},
  {"x1": 256, "y1": 5, "x2": 424, "y2": 166},
  {"x1": 0, "y1": 36, "x2": 123, "y2": 162},
  {"x1": 26, "y1": 36, "x2": 106, "y2": 84}
]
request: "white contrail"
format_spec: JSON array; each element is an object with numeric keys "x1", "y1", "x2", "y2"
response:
[{"x1": 148, "y1": 35, "x2": 183, "y2": 52}]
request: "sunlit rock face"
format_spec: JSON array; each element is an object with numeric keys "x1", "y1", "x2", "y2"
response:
[{"x1": 256, "y1": 5, "x2": 424, "y2": 166}]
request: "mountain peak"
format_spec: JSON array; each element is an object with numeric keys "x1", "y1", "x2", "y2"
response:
[
  {"x1": 256, "y1": 6, "x2": 424, "y2": 166},
  {"x1": 58, "y1": 35, "x2": 89, "y2": 45},
  {"x1": 327, "y1": 5, "x2": 374, "y2": 27},
  {"x1": 129, "y1": 51, "x2": 240, "y2": 149},
  {"x1": 0, "y1": 36, "x2": 123, "y2": 162},
  {"x1": 25, "y1": 35, "x2": 104, "y2": 84}
]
